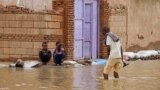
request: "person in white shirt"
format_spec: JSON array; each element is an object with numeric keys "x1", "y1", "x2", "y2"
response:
[{"x1": 102, "y1": 27, "x2": 126, "y2": 80}]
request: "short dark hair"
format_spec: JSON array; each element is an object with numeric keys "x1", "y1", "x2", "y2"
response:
[
  {"x1": 56, "y1": 41, "x2": 61, "y2": 46},
  {"x1": 102, "y1": 27, "x2": 110, "y2": 33},
  {"x1": 42, "y1": 41, "x2": 48, "y2": 45}
]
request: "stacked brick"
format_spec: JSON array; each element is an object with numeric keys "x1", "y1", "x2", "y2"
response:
[{"x1": 0, "y1": 7, "x2": 63, "y2": 61}]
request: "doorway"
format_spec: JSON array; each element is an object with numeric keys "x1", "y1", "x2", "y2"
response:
[{"x1": 74, "y1": 0, "x2": 98, "y2": 60}]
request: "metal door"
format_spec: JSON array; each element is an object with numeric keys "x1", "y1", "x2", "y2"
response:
[{"x1": 74, "y1": 0, "x2": 98, "y2": 60}]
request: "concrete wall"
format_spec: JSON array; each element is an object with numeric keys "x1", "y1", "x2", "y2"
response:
[
  {"x1": 0, "y1": 0, "x2": 53, "y2": 11},
  {"x1": 0, "y1": 13, "x2": 63, "y2": 61},
  {"x1": 108, "y1": 0, "x2": 127, "y2": 51},
  {"x1": 108, "y1": 0, "x2": 160, "y2": 51},
  {"x1": 127, "y1": 0, "x2": 160, "y2": 51}
]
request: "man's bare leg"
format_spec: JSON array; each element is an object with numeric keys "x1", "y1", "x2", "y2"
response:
[
  {"x1": 103, "y1": 73, "x2": 109, "y2": 80},
  {"x1": 113, "y1": 71, "x2": 119, "y2": 78}
]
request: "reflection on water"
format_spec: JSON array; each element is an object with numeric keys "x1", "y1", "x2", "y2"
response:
[{"x1": 0, "y1": 60, "x2": 160, "y2": 90}]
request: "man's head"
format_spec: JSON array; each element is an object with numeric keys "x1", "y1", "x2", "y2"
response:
[
  {"x1": 56, "y1": 41, "x2": 61, "y2": 46},
  {"x1": 57, "y1": 44, "x2": 63, "y2": 51},
  {"x1": 102, "y1": 27, "x2": 110, "y2": 35},
  {"x1": 42, "y1": 41, "x2": 48, "y2": 50}
]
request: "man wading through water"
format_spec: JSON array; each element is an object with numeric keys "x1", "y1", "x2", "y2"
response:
[{"x1": 102, "y1": 27, "x2": 128, "y2": 80}]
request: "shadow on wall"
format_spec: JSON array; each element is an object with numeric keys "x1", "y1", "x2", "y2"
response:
[{"x1": 126, "y1": 41, "x2": 160, "y2": 52}]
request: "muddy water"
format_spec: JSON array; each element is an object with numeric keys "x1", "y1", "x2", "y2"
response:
[{"x1": 0, "y1": 60, "x2": 160, "y2": 90}]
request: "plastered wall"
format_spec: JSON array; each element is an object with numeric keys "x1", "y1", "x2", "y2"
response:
[{"x1": 0, "y1": 0, "x2": 53, "y2": 11}]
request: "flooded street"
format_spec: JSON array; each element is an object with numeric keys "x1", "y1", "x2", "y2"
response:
[{"x1": 0, "y1": 60, "x2": 160, "y2": 90}]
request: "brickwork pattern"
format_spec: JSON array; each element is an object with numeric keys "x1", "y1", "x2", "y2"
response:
[
  {"x1": 0, "y1": 13, "x2": 63, "y2": 61},
  {"x1": 63, "y1": 0, "x2": 74, "y2": 60},
  {"x1": 99, "y1": 0, "x2": 110, "y2": 58}
]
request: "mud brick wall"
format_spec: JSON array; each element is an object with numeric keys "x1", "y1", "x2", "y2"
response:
[
  {"x1": 109, "y1": 4, "x2": 127, "y2": 51},
  {"x1": 126, "y1": 0, "x2": 160, "y2": 51},
  {"x1": 0, "y1": 0, "x2": 53, "y2": 11},
  {"x1": 0, "y1": 13, "x2": 63, "y2": 61}
]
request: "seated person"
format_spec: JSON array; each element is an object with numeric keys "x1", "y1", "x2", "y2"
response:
[
  {"x1": 53, "y1": 42, "x2": 65, "y2": 65},
  {"x1": 39, "y1": 41, "x2": 51, "y2": 65}
]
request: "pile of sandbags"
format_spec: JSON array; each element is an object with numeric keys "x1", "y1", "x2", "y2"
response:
[
  {"x1": 124, "y1": 50, "x2": 160, "y2": 60},
  {"x1": 158, "y1": 50, "x2": 160, "y2": 54}
]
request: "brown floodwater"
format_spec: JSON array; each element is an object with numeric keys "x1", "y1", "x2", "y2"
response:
[{"x1": 0, "y1": 60, "x2": 160, "y2": 90}]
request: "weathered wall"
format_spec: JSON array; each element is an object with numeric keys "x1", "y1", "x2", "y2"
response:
[
  {"x1": 108, "y1": 0, "x2": 126, "y2": 6},
  {"x1": 127, "y1": 0, "x2": 160, "y2": 51},
  {"x1": 108, "y1": 0, "x2": 160, "y2": 51},
  {"x1": 0, "y1": 0, "x2": 53, "y2": 11},
  {"x1": 0, "y1": 7, "x2": 63, "y2": 61},
  {"x1": 108, "y1": 0, "x2": 128, "y2": 51}
]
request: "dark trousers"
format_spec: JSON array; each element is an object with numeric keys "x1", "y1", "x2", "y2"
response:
[
  {"x1": 53, "y1": 54, "x2": 64, "y2": 65},
  {"x1": 40, "y1": 55, "x2": 51, "y2": 64}
]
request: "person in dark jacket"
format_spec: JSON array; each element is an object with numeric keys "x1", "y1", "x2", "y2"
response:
[
  {"x1": 39, "y1": 41, "x2": 51, "y2": 65},
  {"x1": 53, "y1": 42, "x2": 65, "y2": 65}
]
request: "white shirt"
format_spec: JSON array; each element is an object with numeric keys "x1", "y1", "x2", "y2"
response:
[{"x1": 106, "y1": 36, "x2": 122, "y2": 59}]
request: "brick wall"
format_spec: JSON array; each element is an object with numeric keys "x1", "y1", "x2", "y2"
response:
[
  {"x1": 109, "y1": 4, "x2": 127, "y2": 51},
  {"x1": 0, "y1": 6, "x2": 63, "y2": 61},
  {"x1": 99, "y1": 0, "x2": 110, "y2": 58},
  {"x1": 53, "y1": 0, "x2": 74, "y2": 60},
  {"x1": 63, "y1": 0, "x2": 74, "y2": 60}
]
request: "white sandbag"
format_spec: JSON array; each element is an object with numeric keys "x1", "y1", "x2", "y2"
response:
[
  {"x1": 135, "y1": 53, "x2": 142, "y2": 58},
  {"x1": 24, "y1": 61, "x2": 40, "y2": 68},
  {"x1": 9, "y1": 60, "x2": 40, "y2": 68},
  {"x1": 63, "y1": 61, "x2": 77, "y2": 65},
  {"x1": 157, "y1": 50, "x2": 160, "y2": 54},
  {"x1": 74, "y1": 64, "x2": 84, "y2": 67},
  {"x1": 123, "y1": 52, "x2": 136, "y2": 58},
  {"x1": 137, "y1": 50, "x2": 158, "y2": 57}
]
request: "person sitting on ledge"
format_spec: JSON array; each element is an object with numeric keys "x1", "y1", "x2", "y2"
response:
[
  {"x1": 53, "y1": 41, "x2": 65, "y2": 66},
  {"x1": 39, "y1": 41, "x2": 51, "y2": 65}
]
